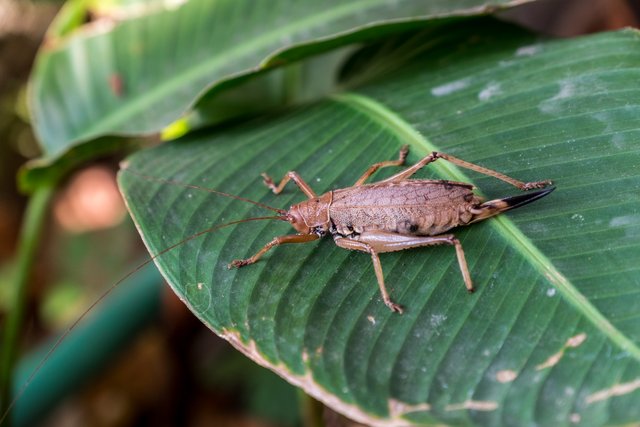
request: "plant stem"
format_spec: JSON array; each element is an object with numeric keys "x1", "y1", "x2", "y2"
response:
[{"x1": 0, "y1": 185, "x2": 54, "y2": 421}]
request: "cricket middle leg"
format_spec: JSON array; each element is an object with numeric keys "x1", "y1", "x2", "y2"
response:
[{"x1": 352, "y1": 145, "x2": 409, "y2": 186}]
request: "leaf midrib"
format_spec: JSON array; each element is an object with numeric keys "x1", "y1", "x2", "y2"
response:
[{"x1": 331, "y1": 91, "x2": 640, "y2": 362}]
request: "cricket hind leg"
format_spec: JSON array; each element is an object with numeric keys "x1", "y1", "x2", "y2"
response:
[
  {"x1": 432, "y1": 152, "x2": 552, "y2": 190},
  {"x1": 354, "y1": 231, "x2": 473, "y2": 292},
  {"x1": 333, "y1": 236, "x2": 404, "y2": 313},
  {"x1": 334, "y1": 231, "x2": 474, "y2": 313},
  {"x1": 380, "y1": 151, "x2": 552, "y2": 190},
  {"x1": 353, "y1": 145, "x2": 409, "y2": 186}
]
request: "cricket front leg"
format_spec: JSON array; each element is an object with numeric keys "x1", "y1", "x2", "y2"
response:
[
  {"x1": 228, "y1": 233, "x2": 319, "y2": 268},
  {"x1": 333, "y1": 236, "x2": 404, "y2": 313},
  {"x1": 261, "y1": 171, "x2": 318, "y2": 198}
]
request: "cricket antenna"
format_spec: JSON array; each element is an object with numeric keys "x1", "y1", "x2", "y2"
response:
[
  {"x1": 0, "y1": 214, "x2": 285, "y2": 426},
  {"x1": 121, "y1": 167, "x2": 287, "y2": 215}
]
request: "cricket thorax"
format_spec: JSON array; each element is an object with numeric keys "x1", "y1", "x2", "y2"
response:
[
  {"x1": 329, "y1": 180, "x2": 483, "y2": 236},
  {"x1": 288, "y1": 191, "x2": 333, "y2": 235}
]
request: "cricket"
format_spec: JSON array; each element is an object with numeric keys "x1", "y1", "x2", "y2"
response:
[{"x1": 221, "y1": 145, "x2": 555, "y2": 313}]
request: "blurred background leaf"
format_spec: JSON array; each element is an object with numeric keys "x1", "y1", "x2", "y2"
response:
[{"x1": 27, "y1": 0, "x2": 528, "y2": 179}]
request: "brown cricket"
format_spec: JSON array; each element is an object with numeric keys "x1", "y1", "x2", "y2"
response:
[{"x1": 228, "y1": 146, "x2": 554, "y2": 313}]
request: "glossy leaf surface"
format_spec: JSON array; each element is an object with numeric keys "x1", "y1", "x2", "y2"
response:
[{"x1": 120, "y1": 23, "x2": 640, "y2": 426}]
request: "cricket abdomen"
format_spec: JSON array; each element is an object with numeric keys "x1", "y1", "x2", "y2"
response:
[{"x1": 329, "y1": 180, "x2": 483, "y2": 236}]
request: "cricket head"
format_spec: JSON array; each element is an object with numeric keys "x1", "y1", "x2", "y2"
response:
[{"x1": 286, "y1": 192, "x2": 333, "y2": 235}]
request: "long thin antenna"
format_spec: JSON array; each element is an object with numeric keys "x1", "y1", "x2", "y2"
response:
[
  {"x1": 122, "y1": 168, "x2": 286, "y2": 214},
  {"x1": 0, "y1": 215, "x2": 284, "y2": 426}
]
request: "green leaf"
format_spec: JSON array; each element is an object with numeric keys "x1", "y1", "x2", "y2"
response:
[
  {"x1": 29, "y1": 0, "x2": 527, "y2": 164},
  {"x1": 119, "y1": 23, "x2": 640, "y2": 425}
]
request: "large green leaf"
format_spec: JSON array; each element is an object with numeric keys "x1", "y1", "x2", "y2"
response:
[
  {"x1": 119, "y1": 22, "x2": 640, "y2": 425},
  {"x1": 29, "y1": 0, "x2": 528, "y2": 165}
]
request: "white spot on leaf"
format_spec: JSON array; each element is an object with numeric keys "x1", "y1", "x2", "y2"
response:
[
  {"x1": 515, "y1": 44, "x2": 542, "y2": 56},
  {"x1": 478, "y1": 82, "x2": 502, "y2": 101},
  {"x1": 430, "y1": 313, "x2": 447, "y2": 328},
  {"x1": 431, "y1": 78, "x2": 471, "y2": 97},
  {"x1": 446, "y1": 400, "x2": 498, "y2": 411},
  {"x1": 610, "y1": 215, "x2": 639, "y2": 227},
  {"x1": 571, "y1": 213, "x2": 584, "y2": 222},
  {"x1": 496, "y1": 370, "x2": 518, "y2": 383},
  {"x1": 539, "y1": 80, "x2": 576, "y2": 114}
]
